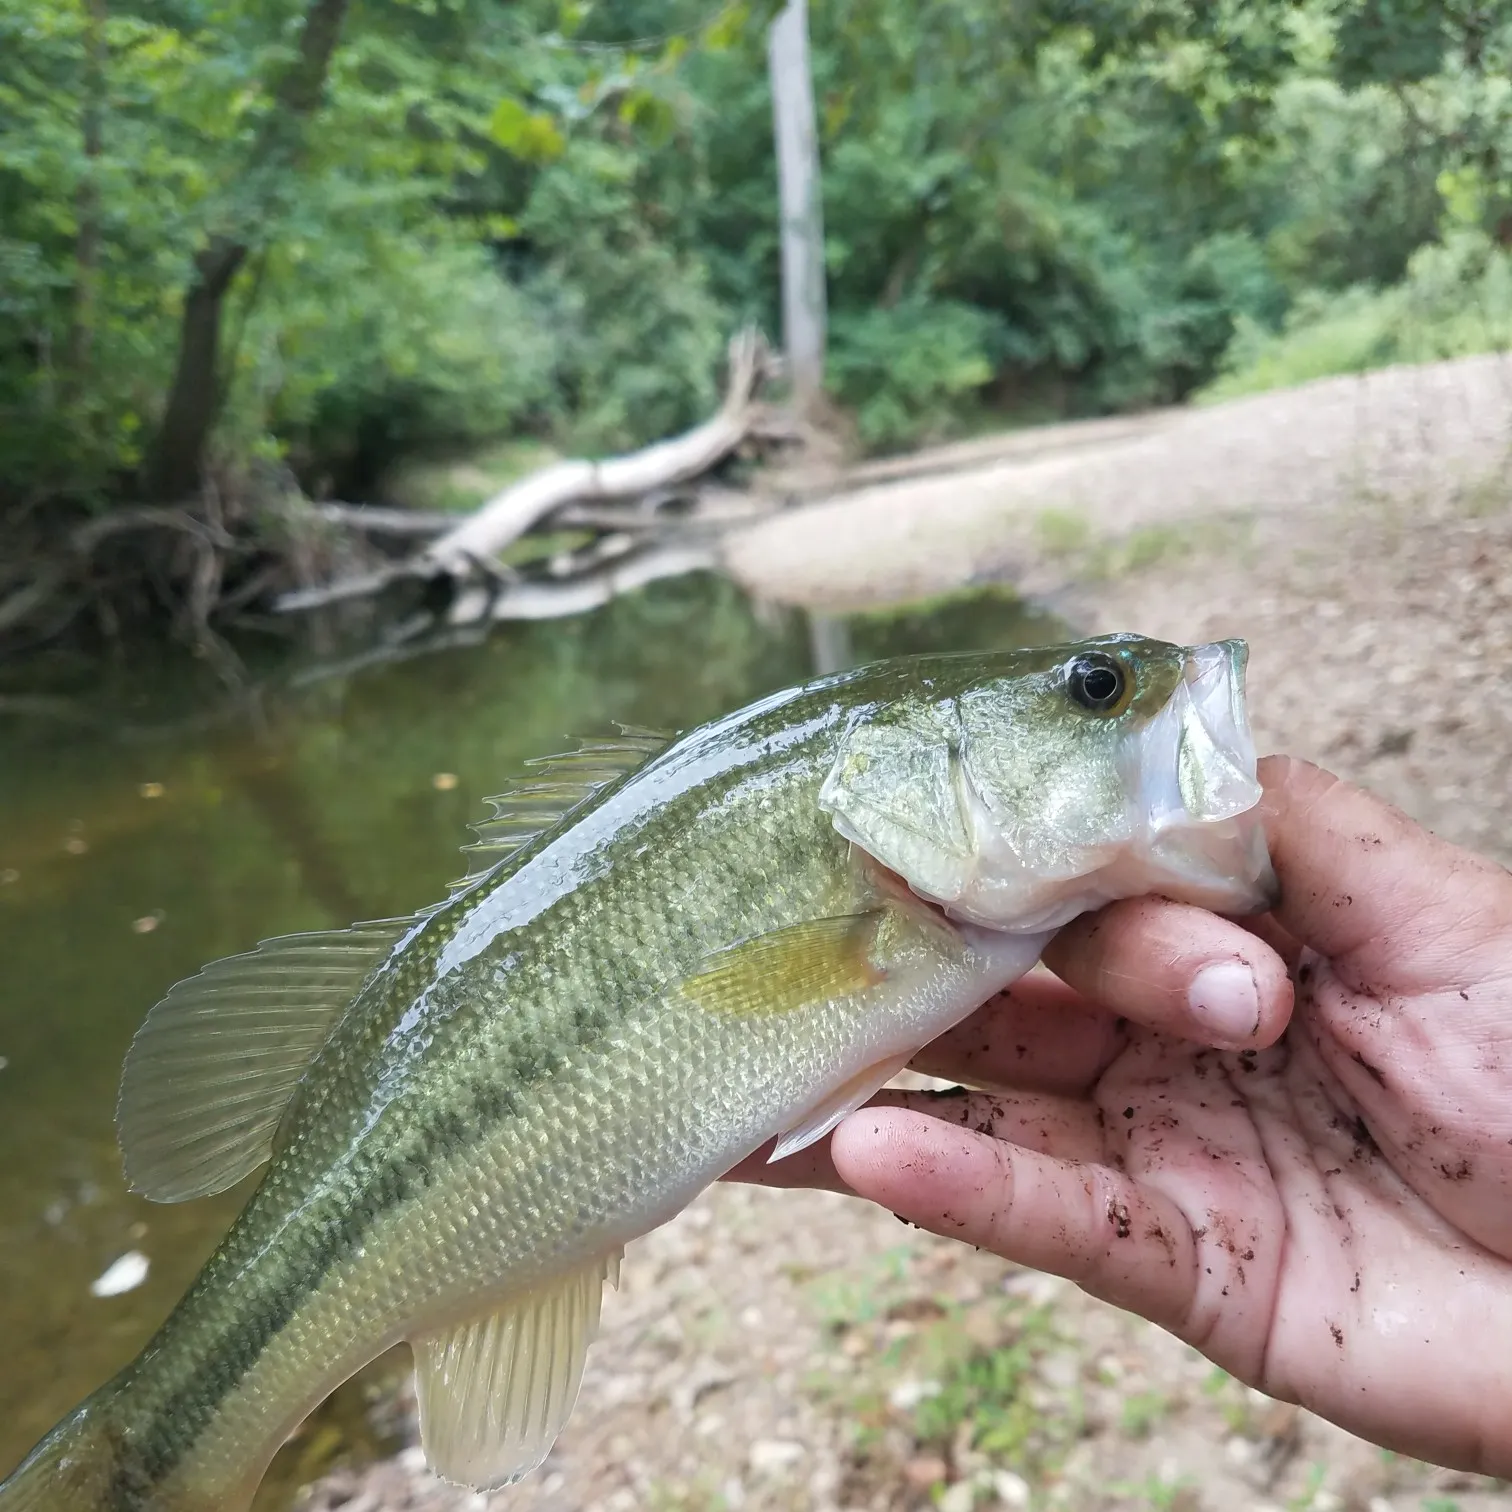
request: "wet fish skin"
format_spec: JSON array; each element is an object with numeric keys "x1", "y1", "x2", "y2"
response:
[{"x1": 0, "y1": 636, "x2": 1273, "y2": 1512}]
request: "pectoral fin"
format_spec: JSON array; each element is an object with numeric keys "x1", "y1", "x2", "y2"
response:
[
  {"x1": 411, "y1": 1249, "x2": 622, "y2": 1491},
  {"x1": 681, "y1": 912, "x2": 886, "y2": 1019},
  {"x1": 769, "y1": 1052, "x2": 914, "y2": 1162}
]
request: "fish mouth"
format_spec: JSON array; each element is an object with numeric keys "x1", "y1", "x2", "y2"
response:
[
  {"x1": 1135, "y1": 639, "x2": 1278, "y2": 915},
  {"x1": 1178, "y1": 640, "x2": 1263, "y2": 821}
]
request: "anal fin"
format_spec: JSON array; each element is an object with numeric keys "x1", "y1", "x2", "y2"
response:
[
  {"x1": 412, "y1": 1248, "x2": 622, "y2": 1491},
  {"x1": 769, "y1": 1051, "x2": 914, "y2": 1163}
]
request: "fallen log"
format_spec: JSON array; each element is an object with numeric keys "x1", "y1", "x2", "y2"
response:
[
  {"x1": 445, "y1": 541, "x2": 720, "y2": 625},
  {"x1": 415, "y1": 329, "x2": 774, "y2": 579}
]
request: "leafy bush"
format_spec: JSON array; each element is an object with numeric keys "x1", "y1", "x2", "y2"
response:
[
  {"x1": 221, "y1": 229, "x2": 559, "y2": 493},
  {"x1": 518, "y1": 140, "x2": 730, "y2": 457},
  {"x1": 1204, "y1": 232, "x2": 1512, "y2": 401},
  {"x1": 827, "y1": 298, "x2": 1003, "y2": 449}
]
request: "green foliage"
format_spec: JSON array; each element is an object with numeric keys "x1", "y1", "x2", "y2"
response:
[
  {"x1": 236, "y1": 231, "x2": 559, "y2": 489},
  {"x1": 2, "y1": 0, "x2": 1509, "y2": 517},
  {"x1": 1205, "y1": 233, "x2": 1512, "y2": 401},
  {"x1": 1118, "y1": 1390, "x2": 1169, "y2": 1439},
  {"x1": 519, "y1": 138, "x2": 728, "y2": 454},
  {"x1": 828, "y1": 299, "x2": 1001, "y2": 449},
  {"x1": 911, "y1": 1304, "x2": 1080, "y2": 1475}
]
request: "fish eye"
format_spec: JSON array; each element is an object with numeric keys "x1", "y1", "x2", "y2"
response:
[{"x1": 1065, "y1": 651, "x2": 1130, "y2": 715}]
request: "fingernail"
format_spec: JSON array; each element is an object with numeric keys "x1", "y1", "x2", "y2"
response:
[{"x1": 1188, "y1": 961, "x2": 1259, "y2": 1043}]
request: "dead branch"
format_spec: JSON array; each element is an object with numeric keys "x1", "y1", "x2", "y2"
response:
[
  {"x1": 0, "y1": 570, "x2": 67, "y2": 636},
  {"x1": 554, "y1": 489, "x2": 777, "y2": 533},
  {"x1": 415, "y1": 328, "x2": 775, "y2": 578},
  {"x1": 274, "y1": 563, "x2": 401, "y2": 613},
  {"x1": 313, "y1": 502, "x2": 452, "y2": 538},
  {"x1": 70, "y1": 505, "x2": 236, "y2": 556},
  {"x1": 445, "y1": 541, "x2": 720, "y2": 625}
]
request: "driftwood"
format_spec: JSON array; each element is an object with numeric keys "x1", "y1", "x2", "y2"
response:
[{"x1": 274, "y1": 328, "x2": 788, "y2": 632}]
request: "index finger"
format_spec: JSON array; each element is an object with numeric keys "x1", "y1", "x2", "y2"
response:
[{"x1": 1258, "y1": 756, "x2": 1512, "y2": 988}]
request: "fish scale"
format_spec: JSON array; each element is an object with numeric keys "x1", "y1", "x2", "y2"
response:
[{"x1": 0, "y1": 638, "x2": 1275, "y2": 1512}]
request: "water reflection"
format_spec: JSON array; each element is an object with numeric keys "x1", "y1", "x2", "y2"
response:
[{"x1": 0, "y1": 575, "x2": 1066, "y2": 1495}]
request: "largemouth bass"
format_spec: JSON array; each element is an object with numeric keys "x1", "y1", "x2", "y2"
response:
[{"x1": 0, "y1": 635, "x2": 1275, "y2": 1512}]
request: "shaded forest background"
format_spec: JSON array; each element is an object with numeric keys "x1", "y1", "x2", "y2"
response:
[{"x1": 3, "y1": 0, "x2": 1510, "y2": 525}]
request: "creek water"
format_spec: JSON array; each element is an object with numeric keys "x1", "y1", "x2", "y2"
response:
[{"x1": 0, "y1": 575, "x2": 1067, "y2": 1500}]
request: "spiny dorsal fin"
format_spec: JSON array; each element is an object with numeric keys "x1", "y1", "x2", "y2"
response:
[
  {"x1": 116, "y1": 917, "x2": 415, "y2": 1203},
  {"x1": 412, "y1": 1248, "x2": 623, "y2": 1491},
  {"x1": 452, "y1": 727, "x2": 673, "y2": 891}
]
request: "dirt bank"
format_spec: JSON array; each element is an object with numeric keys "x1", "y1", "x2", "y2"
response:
[{"x1": 301, "y1": 354, "x2": 1512, "y2": 1512}]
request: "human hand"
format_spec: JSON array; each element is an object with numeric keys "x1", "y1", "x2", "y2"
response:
[{"x1": 730, "y1": 757, "x2": 1512, "y2": 1475}]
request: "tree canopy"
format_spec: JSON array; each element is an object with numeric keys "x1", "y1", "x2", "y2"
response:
[{"x1": 1, "y1": 0, "x2": 1508, "y2": 513}]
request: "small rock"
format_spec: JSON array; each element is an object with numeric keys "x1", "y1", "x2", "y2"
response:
[
  {"x1": 431, "y1": 772, "x2": 459, "y2": 791},
  {"x1": 887, "y1": 1377, "x2": 941, "y2": 1411},
  {"x1": 0, "y1": 868, "x2": 19, "y2": 884},
  {"x1": 138, "y1": 782, "x2": 165, "y2": 799},
  {"x1": 748, "y1": 1439, "x2": 804, "y2": 1476},
  {"x1": 131, "y1": 914, "x2": 161, "y2": 934},
  {"x1": 91, "y1": 1251, "x2": 149, "y2": 1297},
  {"x1": 991, "y1": 1470, "x2": 1031, "y2": 1508},
  {"x1": 64, "y1": 836, "x2": 89, "y2": 855},
  {"x1": 939, "y1": 1481, "x2": 976, "y2": 1512}
]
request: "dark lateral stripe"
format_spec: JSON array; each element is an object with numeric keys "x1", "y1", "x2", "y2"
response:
[{"x1": 118, "y1": 991, "x2": 623, "y2": 1498}]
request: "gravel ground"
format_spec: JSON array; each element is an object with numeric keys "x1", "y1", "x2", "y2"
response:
[{"x1": 297, "y1": 354, "x2": 1512, "y2": 1512}]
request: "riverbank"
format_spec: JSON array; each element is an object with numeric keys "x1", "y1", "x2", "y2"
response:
[{"x1": 298, "y1": 353, "x2": 1512, "y2": 1512}]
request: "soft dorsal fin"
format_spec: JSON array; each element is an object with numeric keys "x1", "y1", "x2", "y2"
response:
[
  {"x1": 412, "y1": 1248, "x2": 623, "y2": 1490},
  {"x1": 452, "y1": 727, "x2": 673, "y2": 890},
  {"x1": 116, "y1": 917, "x2": 414, "y2": 1202}
]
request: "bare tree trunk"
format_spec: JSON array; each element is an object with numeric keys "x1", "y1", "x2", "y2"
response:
[
  {"x1": 65, "y1": 0, "x2": 107, "y2": 394},
  {"x1": 144, "y1": 0, "x2": 351, "y2": 500},
  {"x1": 768, "y1": 0, "x2": 827, "y2": 413}
]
